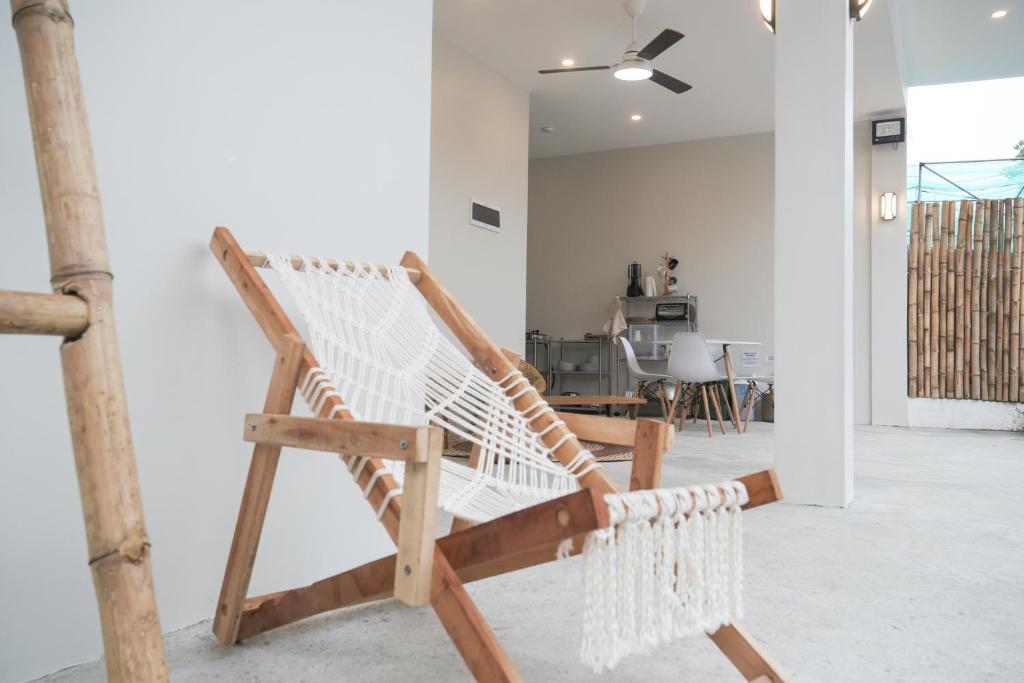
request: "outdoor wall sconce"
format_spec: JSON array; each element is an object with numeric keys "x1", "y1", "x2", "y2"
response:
[
  {"x1": 759, "y1": 0, "x2": 872, "y2": 33},
  {"x1": 880, "y1": 192, "x2": 897, "y2": 221}
]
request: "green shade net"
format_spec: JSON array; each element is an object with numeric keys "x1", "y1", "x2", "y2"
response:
[{"x1": 908, "y1": 158, "x2": 1024, "y2": 202}]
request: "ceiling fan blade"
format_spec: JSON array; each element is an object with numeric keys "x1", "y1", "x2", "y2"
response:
[
  {"x1": 538, "y1": 66, "x2": 611, "y2": 74},
  {"x1": 649, "y1": 69, "x2": 692, "y2": 94},
  {"x1": 637, "y1": 29, "x2": 684, "y2": 60}
]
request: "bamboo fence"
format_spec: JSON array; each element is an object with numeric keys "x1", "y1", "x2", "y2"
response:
[{"x1": 908, "y1": 198, "x2": 1024, "y2": 401}]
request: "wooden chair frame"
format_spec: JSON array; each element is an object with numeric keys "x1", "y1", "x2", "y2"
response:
[{"x1": 209, "y1": 227, "x2": 789, "y2": 682}]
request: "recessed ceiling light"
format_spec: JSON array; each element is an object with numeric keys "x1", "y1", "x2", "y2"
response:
[
  {"x1": 630, "y1": 114, "x2": 643, "y2": 122},
  {"x1": 561, "y1": 58, "x2": 575, "y2": 66},
  {"x1": 991, "y1": 9, "x2": 1008, "y2": 18}
]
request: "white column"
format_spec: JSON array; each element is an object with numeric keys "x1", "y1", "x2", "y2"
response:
[
  {"x1": 774, "y1": 0, "x2": 854, "y2": 506},
  {"x1": 870, "y1": 123, "x2": 910, "y2": 426}
]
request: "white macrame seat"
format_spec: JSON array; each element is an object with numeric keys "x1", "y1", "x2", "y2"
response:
[{"x1": 266, "y1": 254, "x2": 746, "y2": 672}]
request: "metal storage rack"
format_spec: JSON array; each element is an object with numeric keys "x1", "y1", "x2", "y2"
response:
[
  {"x1": 613, "y1": 295, "x2": 698, "y2": 395},
  {"x1": 524, "y1": 332, "x2": 552, "y2": 387},
  {"x1": 549, "y1": 338, "x2": 609, "y2": 396}
]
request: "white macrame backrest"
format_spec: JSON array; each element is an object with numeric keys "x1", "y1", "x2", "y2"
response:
[{"x1": 266, "y1": 255, "x2": 593, "y2": 523}]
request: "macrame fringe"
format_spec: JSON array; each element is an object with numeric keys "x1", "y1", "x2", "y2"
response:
[{"x1": 578, "y1": 481, "x2": 748, "y2": 673}]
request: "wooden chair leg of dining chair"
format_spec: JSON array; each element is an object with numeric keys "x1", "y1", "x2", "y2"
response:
[
  {"x1": 743, "y1": 383, "x2": 757, "y2": 432},
  {"x1": 717, "y1": 384, "x2": 735, "y2": 427},
  {"x1": 678, "y1": 384, "x2": 693, "y2": 431},
  {"x1": 708, "y1": 384, "x2": 727, "y2": 434},
  {"x1": 700, "y1": 384, "x2": 713, "y2": 437},
  {"x1": 665, "y1": 380, "x2": 683, "y2": 427}
]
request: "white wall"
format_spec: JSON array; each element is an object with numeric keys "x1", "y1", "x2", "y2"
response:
[
  {"x1": 527, "y1": 133, "x2": 775, "y2": 385},
  {"x1": 870, "y1": 113, "x2": 910, "y2": 427},
  {"x1": 0, "y1": 2, "x2": 433, "y2": 680},
  {"x1": 853, "y1": 120, "x2": 873, "y2": 425},
  {"x1": 429, "y1": 38, "x2": 529, "y2": 353}
]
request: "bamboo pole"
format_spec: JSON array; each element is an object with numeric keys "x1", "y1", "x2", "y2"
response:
[
  {"x1": 908, "y1": 203, "x2": 920, "y2": 396},
  {"x1": 954, "y1": 201, "x2": 967, "y2": 398},
  {"x1": 946, "y1": 202, "x2": 956, "y2": 396},
  {"x1": 1011, "y1": 197, "x2": 1019, "y2": 401},
  {"x1": 921, "y1": 202, "x2": 929, "y2": 395},
  {"x1": 9, "y1": 2, "x2": 168, "y2": 680},
  {"x1": 922, "y1": 205, "x2": 931, "y2": 395},
  {"x1": 962, "y1": 201, "x2": 974, "y2": 398},
  {"x1": 995, "y1": 200, "x2": 1003, "y2": 397},
  {"x1": 980, "y1": 201, "x2": 990, "y2": 399},
  {"x1": 970, "y1": 201, "x2": 982, "y2": 399},
  {"x1": 938, "y1": 203, "x2": 949, "y2": 395},
  {"x1": 933, "y1": 202, "x2": 937, "y2": 395},
  {"x1": 987, "y1": 200, "x2": 998, "y2": 399},
  {"x1": 0, "y1": 289, "x2": 89, "y2": 336},
  {"x1": 1010, "y1": 197, "x2": 1022, "y2": 403}
]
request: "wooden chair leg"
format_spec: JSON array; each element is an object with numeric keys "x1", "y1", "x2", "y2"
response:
[
  {"x1": 718, "y1": 384, "x2": 736, "y2": 427},
  {"x1": 700, "y1": 384, "x2": 713, "y2": 437},
  {"x1": 431, "y1": 550, "x2": 524, "y2": 683},
  {"x1": 213, "y1": 335, "x2": 304, "y2": 645},
  {"x1": 708, "y1": 384, "x2": 727, "y2": 434},
  {"x1": 450, "y1": 443, "x2": 482, "y2": 533},
  {"x1": 664, "y1": 380, "x2": 683, "y2": 426},
  {"x1": 655, "y1": 382, "x2": 670, "y2": 419},
  {"x1": 709, "y1": 622, "x2": 790, "y2": 682},
  {"x1": 395, "y1": 428, "x2": 443, "y2": 607},
  {"x1": 629, "y1": 419, "x2": 669, "y2": 491},
  {"x1": 743, "y1": 382, "x2": 757, "y2": 432}
]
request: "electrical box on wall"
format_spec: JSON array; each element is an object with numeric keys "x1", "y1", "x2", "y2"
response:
[
  {"x1": 470, "y1": 198, "x2": 501, "y2": 233},
  {"x1": 872, "y1": 117, "x2": 905, "y2": 145}
]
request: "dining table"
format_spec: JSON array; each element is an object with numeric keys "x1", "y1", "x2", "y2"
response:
[
  {"x1": 703, "y1": 339, "x2": 762, "y2": 433},
  {"x1": 652, "y1": 337, "x2": 763, "y2": 433}
]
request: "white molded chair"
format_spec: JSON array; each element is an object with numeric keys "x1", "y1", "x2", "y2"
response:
[
  {"x1": 666, "y1": 332, "x2": 730, "y2": 436},
  {"x1": 617, "y1": 336, "x2": 674, "y2": 418}
]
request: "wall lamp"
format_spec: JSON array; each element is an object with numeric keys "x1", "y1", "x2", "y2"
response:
[
  {"x1": 759, "y1": 0, "x2": 872, "y2": 33},
  {"x1": 880, "y1": 192, "x2": 897, "y2": 221}
]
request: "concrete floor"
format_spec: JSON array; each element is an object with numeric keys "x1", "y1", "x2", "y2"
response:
[{"x1": 39, "y1": 423, "x2": 1024, "y2": 682}]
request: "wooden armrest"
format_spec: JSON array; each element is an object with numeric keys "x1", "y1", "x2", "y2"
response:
[
  {"x1": 554, "y1": 411, "x2": 639, "y2": 447},
  {"x1": 243, "y1": 414, "x2": 440, "y2": 463}
]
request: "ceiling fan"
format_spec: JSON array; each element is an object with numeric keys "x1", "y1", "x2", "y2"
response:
[{"x1": 538, "y1": 0, "x2": 692, "y2": 94}]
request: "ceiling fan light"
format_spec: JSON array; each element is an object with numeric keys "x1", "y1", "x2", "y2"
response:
[
  {"x1": 850, "y1": 0, "x2": 872, "y2": 21},
  {"x1": 613, "y1": 58, "x2": 653, "y2": 81},
  {"x1": 759, "y1": 0, "x2": 775, "y2": 33}
]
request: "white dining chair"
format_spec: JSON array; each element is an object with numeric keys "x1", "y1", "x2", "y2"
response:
[
  {"x1": 617, "y1": 336, "x2": 674, "y2": 419},
  {"x1": 666, "y1": 332, "x2": 729, "y2": 436}
]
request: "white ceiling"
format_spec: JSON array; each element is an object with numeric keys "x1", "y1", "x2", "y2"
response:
[
  {"x1": 891, "y1": 0, "x2": 1024, "y2": 86},
  {"x1": 435, "y1": 0, "x2": 1022, "y2": 159}
]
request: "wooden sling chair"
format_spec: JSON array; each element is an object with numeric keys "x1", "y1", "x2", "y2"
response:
[{"x1": 209, "y1": 226, "x2": 788, "y2": 681}]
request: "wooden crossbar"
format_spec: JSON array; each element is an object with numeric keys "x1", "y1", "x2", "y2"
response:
[
  {"x1": 245, "y1": 250, "x2": 423, "y2": 283},
  {"x1": 210, "y1": 227, "x2": 789, "y2": 682},
  {"x1": 0, "y1": 289, "x2": 89, "y2": 336}
]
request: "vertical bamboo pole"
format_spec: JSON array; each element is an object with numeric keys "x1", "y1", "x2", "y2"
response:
[
  {"x1": 10, "y1": 2, "x2": 168, "y2": 680},
  {"x1": 929, "y1": 204, "x2": 940, "y2": 396},
  {"x1": 1003, "y1": 198, "x2": 1011, "y2": 401},
  {"x1": 997, "y1": 201, "x2": 1007, "y2": 400},
  {"x1": 937, "y1": 202, "x2": 949, "y2": 395},
  {"x1": 946, "y1": 202, "x2": 956, "y2": 396},
  {"x1": 925, "y1": 202, "x2": 933, "y2": 395},
  {"x1": 954, "y1": 201, "x2": 967, "y2": 399},
  {"x1": 962, "y1": 201, "x2": 974, "y2": 398},
  {"x1": 980, "y1": 201, "x2": 990, "y2": 399},
  {"x1": 1010, "y1": 197, "x2": 1022, "y2": 403},
  {"x1": 970, "y1": 201, "x2": 982, "y2": 399},
  {"x1": 908, "y1": 203, "x2": 920, "y2": 397},
  {"x1": 987, "y1": 200, "x2": 998, "y2": 399},
  {"x1": 917, "y1": 204, "x2": 925, "y2": 395}
]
